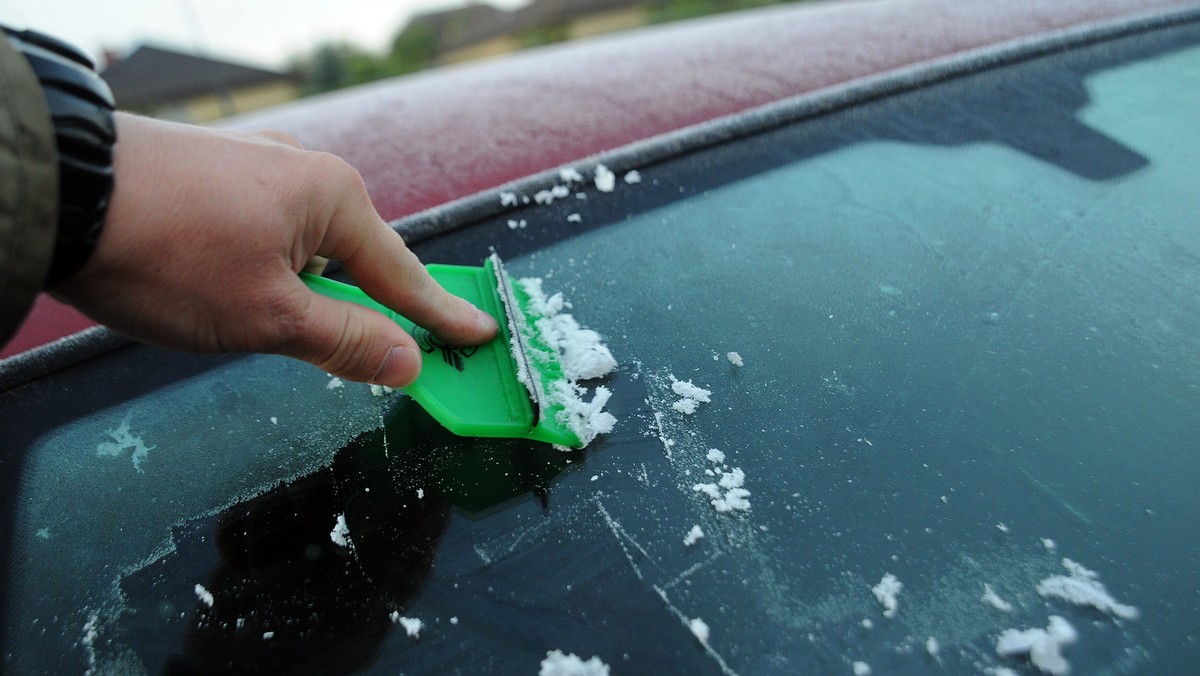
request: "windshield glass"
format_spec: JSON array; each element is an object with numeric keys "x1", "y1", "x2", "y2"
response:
[{"x1": 3, "y1": 20, "x2": 1198, "y2": 676}]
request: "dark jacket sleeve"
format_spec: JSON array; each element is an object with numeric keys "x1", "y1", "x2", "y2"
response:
[{"x1": 0, "y1": 35, "x2": 57, "y2": 348}]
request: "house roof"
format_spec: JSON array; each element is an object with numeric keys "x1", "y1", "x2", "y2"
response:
[{"x1": 101, "y1": 45, "x2": 293, "y2": 108}]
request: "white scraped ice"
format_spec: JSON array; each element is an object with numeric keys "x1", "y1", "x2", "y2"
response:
[
  {"x1": 559, "y1": 167, "x2": 584, "y2": 183},
  {"x1": 500, "y1": 191, "x2": 519, "y2": 206},
  {"x1": 623, "y1": 170, "x2": 642, "y2": 184},
  {"x1": 872, "y1": 573, "x2": 902, "y2": 619},
  {"x1": 670, "y1": 376, "x2": 711, "y2": 415},
  {"x1": 706, "y1": 448, "x2": 725, "y2": 464},
  {"x1": 726, "y1": 351, "x2": 743, "y2": 366},
  {"x1": 683, "y1": 525, "x2": 704, "y2": 546},
  {"x1": 330, "y1": 514, "x2": 351, "y2": 548},
  {"x1": 539, "y1": 649, "x2": 611, "y2": 676},
  {"x1": 326, "y1": 376, "x2": 344, "y2": 390},
  {"x1": 672, "y1": 398, "x2": 700, "y2": 414},
  {"x1": 390, "y1": 612, "x2": 423, "y2": 638},
  {"x1": 925, "y1": 637, "x2": 940, "y2": 657},
  {"x1": 567, "y1": 213, "x2": 582, "y2": 223},
  {"x1": 995, "y1": 615, "x2": 1077, "y2": 675},
  {"x1": 502, "y1": 267, "x2": 618, "y2": 447},
  {"x1": 194, "y1": 584, "x2": 214, "y2": 608},
  {"x1": 671, "y1": 378, "x2": 711, "y2": 401},
  {"x1": 693, "y1": 467, "x2": 750, "y2": 512},
  {"x1": 853, "y1": 661, "x2": 872, "y2": 675},
  {"x1": 1036, "y1": 558, "x2": 1139, "y2": 620},
  {"x1": 982, "y1": 583, "x2": 1014, "y2": 612},
  {"x1": 594, "y1": 164, "x2": 616, "y2": 192},
  {"x1": 688, "y1": 617, "x2": 710, "y2": 644}
]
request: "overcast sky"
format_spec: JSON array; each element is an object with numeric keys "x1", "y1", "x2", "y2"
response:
[{"x1": 2, "y1": 0, "x2": 523, "y2": 69}]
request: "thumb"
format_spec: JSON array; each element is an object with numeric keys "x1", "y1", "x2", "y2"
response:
[{"x1": 279, "y1": 290, "x2": 423, "y2": 388}]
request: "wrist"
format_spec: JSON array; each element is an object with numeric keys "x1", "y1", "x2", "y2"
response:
[{"x1": 3, "y1": 26, "x2": 116, "y2": 287}]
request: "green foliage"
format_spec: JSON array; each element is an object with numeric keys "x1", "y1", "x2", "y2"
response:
[
  {"x1": 389, "y1": 23, "x2": 439, "y2": 75},
  {"x1": 519, "y1": 24, "x2": 571, "y2": 49},
  {"x1": 292, "y1": 41, "x2": 392, "y2": 95}
]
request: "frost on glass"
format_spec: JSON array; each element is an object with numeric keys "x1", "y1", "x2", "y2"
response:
[{"x1": 6, "y1": 354, "x2": 397, "y2": 674}]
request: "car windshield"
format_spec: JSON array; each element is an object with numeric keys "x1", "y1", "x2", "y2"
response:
[{"x1": 3, "y1": 18, "x2": 1198, "y2": 676}]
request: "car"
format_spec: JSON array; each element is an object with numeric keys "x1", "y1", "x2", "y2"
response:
[{"x1": 2, "y1": 0, "x2": 1199, "y2": 673}]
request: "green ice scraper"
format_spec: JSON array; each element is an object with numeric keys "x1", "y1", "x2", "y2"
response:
[{"x1": 300, "y1": 254, "x2": 582, "y2": 448}]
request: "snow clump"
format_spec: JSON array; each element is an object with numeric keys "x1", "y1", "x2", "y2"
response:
[
  {"x1": 594, "y1": 164, "x2": 616, "y2": 192},
  {"x1": 539, "y1": 650, "x2": 610, "y2": 676},
  {"x1": 390, "y1": 613, "x2": 423, "y2": 638},
  {"x1": 995, "y1": 615, "x2": 1077, "y2": 675},
  {"x1": 330, "y1": 514, "x2": 351, "y2": 548},
  {"x1": 1036, "y1": 558, "x2": 1139, "y2": 620},
  {"x1": 670, "y1": 376, "x2": 711, "y2": 415},
  {"x1": 872, "y1": 573, "x2": 903, "y2": 619},
  {"x1": 693, "y1": 467, "x2": 750, "y2": 513}
]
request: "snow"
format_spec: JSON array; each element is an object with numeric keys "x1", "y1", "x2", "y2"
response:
[
  {"x1": 670, "y1": 376, "x2": 712, "y2": 415},
  {"x1": 559, "y1": 167, "x2": 584, "y2": 183},
  {"x1": 688, "y1": 617, "x2": 710, "y2": 644},
  {"x1": 390, "y1": 612, "x2": 423, "y2": 638},
  {"x1": 330, "y1": 514, "x2": 351, "y2": 548},
  {"x1": 594, "y1": 164, "x2": 616, "y2": 192},
  {"x1": 872, "y1": 573, "x2": 902, "y2": 619},
  {"x1": 326, "y1": 376, "x2": 344, "y2": 390},
  {"x1": 852, "y1": 661, "x2": 871, "y2": 675},
  {"x1": 450, "y1": 616, "x2": 459, "y2": 625},
  {"x1": 262, "y1": 631, "x2": 275, "y2": 639},
  {"x1": 507, "y1": 219, "x2": 529, "y2": 229},
  {"x1": 672, "y1": 398, "x2": 700, "y2": 415},
  {"x1": 926, "y1": 637, "x2": 940, "y2": 657},
  {"x1": 500, "y1": 264, "x2": 618, "y2": 447},
  {"x1": 982, "y1": 583, "x2": 1014, "y2": 612},
  {"x1": 500, "y1": 191, "x2": 519, "y2": 206},
  {"x1": 995, "y1": 615, "x2": 1077, "y2": 675},
  {"x1": 671, "y1": 378, "x2": 712, "y2": 401},
  {"x1": 567, "y1": 213, "x2": 582, "y2": 223},
  {"x1": 683, "y1": 524, "x2": 705, "y2": 546},
  {"x1": 623, "y1": 170, "x2": 642, "y2": 184},
  {"x1": 1042, "y1": 538, "x2": 1057, "y2": 551},
  {"x1": 706, "y1": 448, "x2": 725, "y2": 464},
  {"x1": 194, "y1": 584, "x2": 214, "y2": 608},
  {"x1": 693, "y1": 467, "x2": 751, "y2": 512},
  {"x1": 1036, "y1": 558, "x2": 1139, "y2": 620},
  {"x1": 726, "y1": 351, "x2": 743, "y2": 366},
  {"x1": 539, "y1": 650, "x2": 611, "y2": 676}
]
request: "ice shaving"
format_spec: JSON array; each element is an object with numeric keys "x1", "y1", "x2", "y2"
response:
[{"x1": 493, "y1": 253, "x2": 617, "y2": 447}]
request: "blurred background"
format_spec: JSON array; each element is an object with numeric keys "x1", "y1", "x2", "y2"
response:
[{"x1": 2, "y1": 0, "x2": 808, "y2": 123}]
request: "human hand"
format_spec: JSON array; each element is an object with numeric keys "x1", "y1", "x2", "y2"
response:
[{"x1": 52, "y1": 113, "x2": 497, "y2": 387}]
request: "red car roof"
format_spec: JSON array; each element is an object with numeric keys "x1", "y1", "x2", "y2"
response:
[{"x1": 4, "y1": 0, "x2": 1195, "y2": 360}]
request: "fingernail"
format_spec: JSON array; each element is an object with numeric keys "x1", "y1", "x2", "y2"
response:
[
  {"x1": 372, "y1": 346, "x2": 420, "y2": 388},
  {"x1": 476, "y1": 307, "x2": 499, "y2": 334}
]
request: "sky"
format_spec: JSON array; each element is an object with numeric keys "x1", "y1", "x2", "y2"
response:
[{"x1": 1, "y1": 0, "x2": 524, "y2": 69}]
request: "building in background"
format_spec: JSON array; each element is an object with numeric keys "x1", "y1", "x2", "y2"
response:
[{"x1": 101, "y1": 46, "x2": 300, "y2": 123}]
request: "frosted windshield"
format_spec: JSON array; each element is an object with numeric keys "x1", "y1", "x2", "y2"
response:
[{"x1": 2, "y1": 25, "x2": 1198, "y2": 676}]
